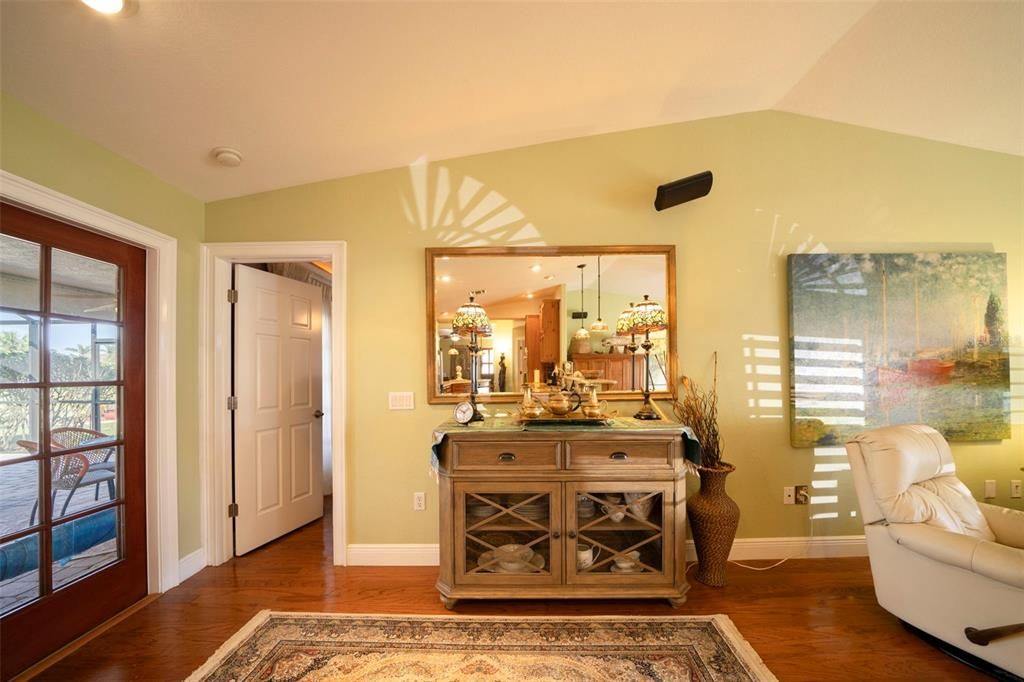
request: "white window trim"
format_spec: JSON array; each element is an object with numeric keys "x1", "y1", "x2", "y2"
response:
[
  {"x1": 1, "y1": 170, "x2": 181, "y2": 593},
  {"x1": 198, "y1": 242, "x2": 348, "y2": 566}
]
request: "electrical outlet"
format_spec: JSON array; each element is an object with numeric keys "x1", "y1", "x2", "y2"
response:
[
  {"x1": 413, "y1": 492, "x2": 426, "y2": 511},
  {"x1": 1011, "y1": 480, "x2": 1022, "y2": 499},
  {"x1": 984, "y1": 480, "x2": 997, "y2": 499},
  {"x1": 783, "y1": 486, "x2": 795, "y2": 505},
  {"x1": 795, "y1": 485, "x2": 809, "y2": 505}
]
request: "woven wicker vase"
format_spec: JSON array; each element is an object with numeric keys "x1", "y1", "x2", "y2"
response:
[{"x1": 687, "y1": 462, "x2": 739, "y2": 587}]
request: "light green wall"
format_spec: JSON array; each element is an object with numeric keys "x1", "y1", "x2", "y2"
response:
[
  {"x1": 206, "y1": 110, "x2": 1024, "y2": 544},
  {"x1": 3, "y1": 95, "x2": 1020, "y2": 550},
  {"x1": 1, "y1": 93, "x2": 206, "y2": 557}
]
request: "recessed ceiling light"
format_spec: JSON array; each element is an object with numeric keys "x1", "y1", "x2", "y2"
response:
[
  {"x1": 442, "y1": 311, "x2": 450, "y2": 316},
  {"x1": 438, "y1": 275, "x2": 451, "y2": 283},
  {"x1": 526, "y1": 293, "x2": 534, "y2": 299},
  {"x1": 530, "y1": 264, "x2": 541, "y2": 272},
  {"x1": 210, "y1": 146, "x2": 243, "y2": 167},
  {"x1": 81, "y1": 0, "x2": 126, "y2": 15},
  {"x1": 544, "y1": 275, "x2": 555, "y2": 281}
]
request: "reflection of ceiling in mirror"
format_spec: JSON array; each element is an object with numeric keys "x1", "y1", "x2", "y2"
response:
[{"x1": 434, "y1": 254, "x2": 667, "y2": 316}]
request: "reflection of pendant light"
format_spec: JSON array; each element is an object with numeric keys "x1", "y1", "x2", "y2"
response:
[
  {"x1": 573, "y1": 264, "x2": 590, "y2": 339},
  {"x1": 590, "y1": 255, "x2": 609, "y2": 332}
]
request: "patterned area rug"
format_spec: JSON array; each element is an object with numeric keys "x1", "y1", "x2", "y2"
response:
[{"x1": 187, "y1": 612, "x2": 777, "y2": 681}]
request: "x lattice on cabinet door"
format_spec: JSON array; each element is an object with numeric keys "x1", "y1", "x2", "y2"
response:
[
  {"x1": 577, "y1": 491, "x2": 663, "y2": 574},
  {"x1": 465, "y1": 492, "x2": 551, "y2": 574}
]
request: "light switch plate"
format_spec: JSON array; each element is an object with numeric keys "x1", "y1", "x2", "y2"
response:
[
  {"x1": 1011, "y1": 480, "x2": 1022, "y2": 499},
  {"x1": 984, "y1": 480, "x2": 997, "y2": 498},
  {"x1": 388, "y1": 392, "x2": 415, "y2": 410}
]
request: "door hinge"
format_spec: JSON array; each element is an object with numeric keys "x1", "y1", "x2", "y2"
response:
[
  {"x1": 227, "y1": 288, "x2": 238, "y2": 303},
  {"x1": 227, "y1": 395, "x2": 238, "y2": 410},
  {"x1": 228, "y1": 502, "x2": 239, "y2": 518}
]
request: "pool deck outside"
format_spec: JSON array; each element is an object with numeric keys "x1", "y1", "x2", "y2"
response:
[{"x1": 1, "y1": 456, "x2": 120, "y2": 614}]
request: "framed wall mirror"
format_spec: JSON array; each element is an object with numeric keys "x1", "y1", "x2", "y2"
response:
[{"x1": 426, "y1": 245, "x2": 676, "y2": 404}]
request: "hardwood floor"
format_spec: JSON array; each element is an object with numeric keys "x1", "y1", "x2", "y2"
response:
[{"x1": 32, "y1": 505, "x2": 987, "y2": 681}]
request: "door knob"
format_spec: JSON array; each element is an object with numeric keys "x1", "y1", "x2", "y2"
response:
[{"x1": 313, "y1": 409, "x2": 324, "y2": 418}]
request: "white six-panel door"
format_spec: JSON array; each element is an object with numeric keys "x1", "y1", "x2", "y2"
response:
[{"x1": 233, "y1": 265, "x2": 324, "y2": 555}]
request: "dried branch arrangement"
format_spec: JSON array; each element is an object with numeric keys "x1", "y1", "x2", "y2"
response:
[{"x1": 673, "y1": 352, "x2": 724, "y2": 469}]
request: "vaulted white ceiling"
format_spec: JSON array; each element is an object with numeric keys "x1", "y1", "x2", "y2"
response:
[{"x1": 1, "y1": 1, "x2": 1020, "y2": 201}]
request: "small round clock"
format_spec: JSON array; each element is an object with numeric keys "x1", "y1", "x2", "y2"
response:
[{"x1": 453, "y1": 401, "x2": 475, "y2": 425}]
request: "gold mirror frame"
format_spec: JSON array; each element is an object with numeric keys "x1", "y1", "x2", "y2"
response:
[{"x1": 425, "y1": 245, "x2": 677, "y2": 404}]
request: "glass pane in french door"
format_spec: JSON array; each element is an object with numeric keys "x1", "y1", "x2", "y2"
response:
[
  {"x1": 50, "y1": 248, "x2": 119, "y2": 321},
  {"x1": 51, "y1": 507, "x2": 121, "y2": 590},
  {"x1": 0, "y1": 234, "x2": 41, "y2": 312},
  {"x1": 463, "y1": 491, "x2": 553, "y2": 576},
  {"x1": 575, "y1": 489, "x2": 666, "y2": 575},
  {"x1": 0, "y1": 534, "x2": 40, "y2": 614}
]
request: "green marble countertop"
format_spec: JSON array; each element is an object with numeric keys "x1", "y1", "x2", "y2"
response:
[
  {"x1": 434, "y1": 414, "x2": 691, "y2": 434},
  {"x1": 430, "y1": 415, "x2": 701, "y2": 470}
]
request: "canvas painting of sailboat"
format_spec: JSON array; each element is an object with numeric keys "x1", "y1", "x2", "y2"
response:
[{"x1": 788, "y1": 253, "x2": 1010, "y2": 447}]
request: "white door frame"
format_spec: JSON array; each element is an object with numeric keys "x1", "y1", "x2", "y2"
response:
[
  {"x1": 198, "y1": 242, "x2": 347, "y2": 566},
  {"x1": 0, "y1": 170, "x2": 181, "y2": 593}
]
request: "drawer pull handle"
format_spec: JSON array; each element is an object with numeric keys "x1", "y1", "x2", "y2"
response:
[
  {"x1": 552, "y1": 530, "x2": 561, "y2": 539},
  {"x1": 497, "y1": 452, "x2": 517, "y2": 463},
  {"x1": 568, "y1": 530, "x2": 577, "y2": 539},
  {"x1": 609, "y1": 452, "x2": 629, "y2": 461}
]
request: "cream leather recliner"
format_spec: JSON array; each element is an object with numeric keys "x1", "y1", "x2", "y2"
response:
[{"x1": 846, "y1": 424, "x2": 1024, "y2": 677}]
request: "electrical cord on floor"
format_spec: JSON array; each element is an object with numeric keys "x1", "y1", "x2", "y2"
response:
[
  {"x1": 728, "y1": 556, "x2": 792, "y2": 571},
  {"x1": 724, "y1": 514, "x2": 816, "y2": 572}
]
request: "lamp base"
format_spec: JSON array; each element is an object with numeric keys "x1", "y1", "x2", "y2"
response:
[
  {"x1": 469, "y1": 394, "x2": 486, "y2": 422},
  {"x1": 633, "y1": 400, "x2": 661, "y2": 420}
]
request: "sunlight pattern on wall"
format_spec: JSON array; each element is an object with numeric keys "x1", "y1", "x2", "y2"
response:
[
  {"x1": 1010, "y1": 346, "x2": 1024, "y2": 426},
  {"x1": 401, "y1": 157, "x2": 546, "y2": 246},
  {"x1": 743, "y1": 332, "x2": 860, "y2": 526},
  {"x1": 792, "y1": 326, "x2": 865, "y2": 524},
  {"x1": 742, "y1": 334, "x2": 784, "y2": 421}
]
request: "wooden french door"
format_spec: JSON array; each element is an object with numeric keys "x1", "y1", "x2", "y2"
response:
[{"x1": 0, "y1": 203, "x2": 147, "y2": 679}]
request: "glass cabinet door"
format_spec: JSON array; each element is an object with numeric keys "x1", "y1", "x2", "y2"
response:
[
  {"x1": 566, "y1": 482, "x2": 674, "y2": 584},
  {"x1": 454, "y1": 482, "x2": 561, "y2": 585}
]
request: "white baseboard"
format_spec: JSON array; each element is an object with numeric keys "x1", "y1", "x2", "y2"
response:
[
  {"x1": 345, "y1": 535, "x2": 866, "y2": 567},
  {"x1": 178, "y1": 548, "x2": 207, "y2": 582},
  {"x1": 347, "y1": 543, "x2": 440, "y2": 566},
  {"x1": 702, "y1": 534, "x2": 867, "y2": 562}
]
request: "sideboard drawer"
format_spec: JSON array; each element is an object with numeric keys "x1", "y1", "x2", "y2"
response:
[
  {"x1": 566, "y1": 440, "x2": 672, "y2": 469},
  {"x1": 454, "y1": 441, "x2": 561, "y2": 470}
]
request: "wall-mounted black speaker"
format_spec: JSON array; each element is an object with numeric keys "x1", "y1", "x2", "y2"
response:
[{"x1": 654, "y1": 171, "x2": 713, "y2": 211}]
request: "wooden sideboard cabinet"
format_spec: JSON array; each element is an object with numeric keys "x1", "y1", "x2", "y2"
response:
[
  {"x1": 433, "y1": 420, "x2": 690, "y2": 609},
  {"x1": 570, "y1": 352, "x2": 646, "y2": 391}
]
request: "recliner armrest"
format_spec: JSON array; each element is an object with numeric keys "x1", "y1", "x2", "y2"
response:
[
  {"x1": 887, "y1": 523, "x2": 981, "y2": 572},
  {"x1": 979, "y1": 503, "x2": 1024, "y2": 550},
  {"x1": 888, "y1": 522, "x2": 1024, "y2": 590}
]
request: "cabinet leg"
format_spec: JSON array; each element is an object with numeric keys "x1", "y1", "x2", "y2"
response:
[
  {"x1": 440, "y1": 595, "x2": 459, "y2": 610},
  {"x1": 668, "y1": 596, "x2": 687, "y2": 609}
]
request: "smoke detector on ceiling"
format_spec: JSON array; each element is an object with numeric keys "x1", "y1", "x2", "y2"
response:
[{"x1": 210, "y1": 147, "x2": 243, "y2": 168}]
